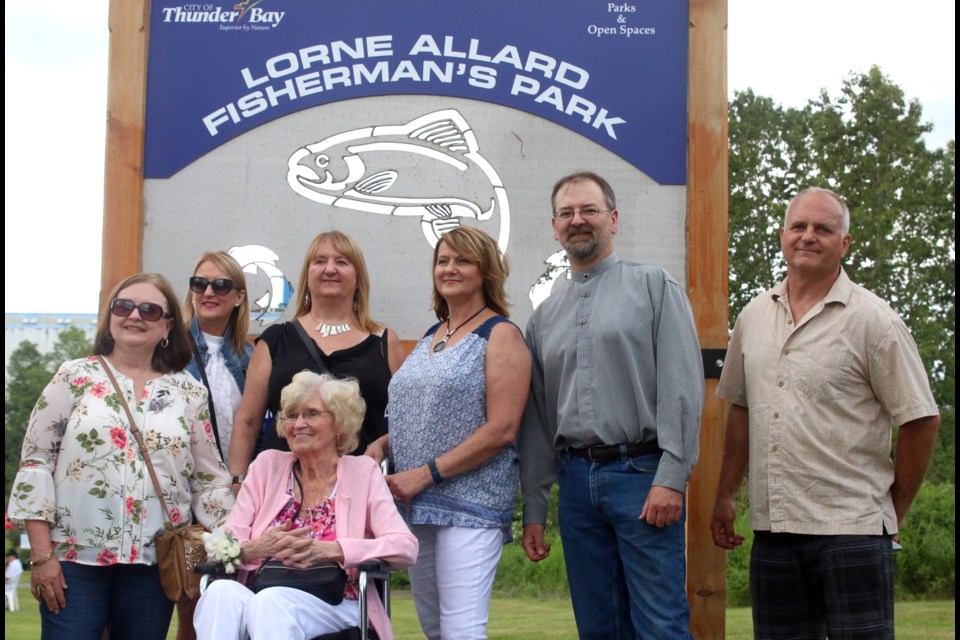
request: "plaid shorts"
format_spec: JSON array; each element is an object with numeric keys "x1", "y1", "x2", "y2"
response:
[{"x1": 750, "y1": 532, "x2": 894, "y2": 639}]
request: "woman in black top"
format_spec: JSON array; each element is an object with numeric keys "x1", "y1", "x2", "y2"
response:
[{"x1": 226, "y1": 231, "x2": 405, "y2": 491}]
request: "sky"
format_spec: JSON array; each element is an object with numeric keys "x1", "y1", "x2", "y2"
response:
[{"x1": 4, "y1": 0, "x2": 956, "y2": 315}]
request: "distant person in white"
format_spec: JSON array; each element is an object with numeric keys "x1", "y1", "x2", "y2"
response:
[{"x1": 5, "y1": 549, "x2": 24, "y2": 611}]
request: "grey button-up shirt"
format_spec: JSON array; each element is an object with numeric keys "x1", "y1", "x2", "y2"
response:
[{"x1": 520, "y1": 253, "x2": 704, "y2": 525}]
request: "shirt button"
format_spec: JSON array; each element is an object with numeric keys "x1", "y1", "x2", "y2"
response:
[
  {"x1": 784, "y1": 349, "x2": 790, "y2": 355},
  {"x1": 787, "y1": 319, "x2": 793, "y2": 325},
  {"x1": 777, "y1": 381, "x2": 784, "y2": 387},
  {"x1": 773, "y1": 412, "x2": 779, "y2": 419},
  {"x1": 772, "y1": 445, "x2": 779, "y2": 452}
]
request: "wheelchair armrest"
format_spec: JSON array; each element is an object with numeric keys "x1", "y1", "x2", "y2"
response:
[{"x1": 357, "y1": 560, "x2": 394, "y2": 578}]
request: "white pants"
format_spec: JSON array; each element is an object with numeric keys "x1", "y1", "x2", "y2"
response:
[
  {"x1": 193, "y1": 579, "x2": 359, "y2": 640},
  {"x1": 407, "y1": 525, "x2": 503, "y2": 640}
]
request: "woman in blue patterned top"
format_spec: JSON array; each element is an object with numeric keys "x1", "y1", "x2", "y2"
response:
[{"x1": 366, "y1": 227, "x2": 531, "y2": 640}]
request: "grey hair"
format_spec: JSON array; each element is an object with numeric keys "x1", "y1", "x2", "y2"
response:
[{"x1": 785, "y1": 187, "x2": 850, "y2": 235}]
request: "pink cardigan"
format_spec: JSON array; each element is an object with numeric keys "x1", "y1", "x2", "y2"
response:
[{"x1": 227, "y1": 450, "x2": 418, "y2": 640}]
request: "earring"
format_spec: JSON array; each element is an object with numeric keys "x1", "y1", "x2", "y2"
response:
[
  {"x1": 234, "y1": 302, "x2": 240, "y2": 307},
  {"x1": 160, "y1": 337, "x2": 169, "y2": 348}
]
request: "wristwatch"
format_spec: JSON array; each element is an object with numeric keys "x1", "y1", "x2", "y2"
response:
[{"x1": 231, "y1": 475, "x2": 245, "y2": 485}]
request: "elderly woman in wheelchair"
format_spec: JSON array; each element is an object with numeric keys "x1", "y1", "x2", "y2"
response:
[{"x1": 194, "y1": 371, "x2": 418, "y2": 640}]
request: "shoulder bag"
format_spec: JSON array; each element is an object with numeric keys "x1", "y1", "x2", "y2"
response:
[{"x1": 98, "y1": 356, "x2": 207, "y2": 601}]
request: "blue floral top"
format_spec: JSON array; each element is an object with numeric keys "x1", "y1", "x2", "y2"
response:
[
  {"x1": 7, "y1": 357, "x2": 234, "y2": 566},
  {"x1": 388, "y1": 316, "x2": 519, "y2": 541}
]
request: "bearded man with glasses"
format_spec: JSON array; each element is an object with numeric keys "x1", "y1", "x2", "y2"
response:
[{"x1": 519, "y1": 172, "x2": 703, "y2": 638}]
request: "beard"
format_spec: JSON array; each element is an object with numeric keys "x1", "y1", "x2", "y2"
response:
[{"x1": 561, "y1": 226, "x2": 601, "y2": 262}]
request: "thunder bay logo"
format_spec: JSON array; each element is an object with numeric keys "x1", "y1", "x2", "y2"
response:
[
  {"x1": 286, "y1": 109, "x2": 511, "y2": 251},
  {"x1": 161, "y1": 2, "x2": 286, "y2": 29}
]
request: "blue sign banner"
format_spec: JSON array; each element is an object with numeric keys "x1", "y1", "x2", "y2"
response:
[{"x1": 145, "y1": 1, "x2": 688, "y2": 183}]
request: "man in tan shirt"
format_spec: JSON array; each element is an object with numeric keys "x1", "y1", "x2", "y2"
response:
[{"x1": 711, "y1": 187, "x2": 940, "y2": 638}]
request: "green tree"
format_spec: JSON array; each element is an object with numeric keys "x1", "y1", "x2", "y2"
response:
[
  {"x1": 4, "y1": 327, "x2": 93, "y2": 504},
  {"x1": 728, "y1": 66, "x2": 955, "y2": 484}
]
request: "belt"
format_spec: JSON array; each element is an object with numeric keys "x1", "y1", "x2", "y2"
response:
[{"x1": 568, "y1": 442, "x2": 661, "y2": 462}]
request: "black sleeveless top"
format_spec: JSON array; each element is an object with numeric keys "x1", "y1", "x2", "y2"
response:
[{"x1": 257, "y1": 321, "x2": 391, "y2": 455}]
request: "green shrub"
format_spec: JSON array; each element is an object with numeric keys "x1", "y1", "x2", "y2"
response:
[
  {"x1": 895, "y1": 481, "x2": 955, "y2": 598},
  {"x1": 494, "y1": 536, "x2": 569, "y2": 598}
]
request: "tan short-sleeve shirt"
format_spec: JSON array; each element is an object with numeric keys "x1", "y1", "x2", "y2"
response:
[{"x1": 717, "y1": 269, "x2": 938, "y2": 535}]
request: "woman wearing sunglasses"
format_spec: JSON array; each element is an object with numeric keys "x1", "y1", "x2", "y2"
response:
[
  {"x1": 227, "y1": 231, "x2": 405, "y2": 491},
  {"x1": 183, "y1": 251, "x2": 253, "y2": 468},
  {"x1": 7, "y1": 273, "x2": 234, "y2": 640},
  {"x1": 176, "y1": 251, "x2": 253, "y2": 640}
]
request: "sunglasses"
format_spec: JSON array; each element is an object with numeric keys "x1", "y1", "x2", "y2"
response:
[
  {"x1": 110, "y1": 298, "x2": 172, "y2": 322},
  {"x1": 189, "y1": 276, "x2": 237, "y2": 296}
]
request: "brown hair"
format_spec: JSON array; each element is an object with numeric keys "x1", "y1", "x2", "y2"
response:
[
  {"x1": 182, "y1": 251, "x2": 250, "y2": 356},
  {"x1": 293, "y1": 231, "x2": 382, "y2": 334},
  {"x1": 431, "y1": 227, "x2": 510, "y2": 320},
  {"x1": 550, "y1": 171, "x2": 617, "y2": 212},
  {"x1": 94, "y1": 273, "x2": 192, "y2": 372}
]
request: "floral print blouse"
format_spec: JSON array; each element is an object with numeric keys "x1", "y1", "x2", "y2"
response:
[{"x1": 7, "y1": 356, "x2": 234, "y2": 566}]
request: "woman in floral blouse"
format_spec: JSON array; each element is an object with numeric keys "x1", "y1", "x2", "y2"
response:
[{"x1": 7, "y1": 273, "x2": 234, "y2": 640}]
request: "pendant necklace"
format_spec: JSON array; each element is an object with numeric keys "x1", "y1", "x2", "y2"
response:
[{"x1": 433, "y1": 306, "x2": 487, "y2": 353}]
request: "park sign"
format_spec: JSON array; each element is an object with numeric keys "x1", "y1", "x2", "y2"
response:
[{"x1": 140, "y1": 0, "x2": 689, "y2": 338}]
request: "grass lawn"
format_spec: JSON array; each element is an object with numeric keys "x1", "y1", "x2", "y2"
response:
[{"x1": 5, "y1": 581, "x2": 954, "y2": 638}]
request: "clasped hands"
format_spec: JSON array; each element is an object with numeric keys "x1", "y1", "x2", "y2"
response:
[{"x1": 245, "y1": 521, "x2": 343, "y2": 567}]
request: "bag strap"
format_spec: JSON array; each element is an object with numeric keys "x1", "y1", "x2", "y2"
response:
[
  {"x1": 97, "y1": 355, "x2": 174, "y2": 525},
  {"x1": 191, "y1": 343, "x2": 224, "y2": 460},
  {"x1": 380, "y1": 327, "x2": 389, "y2": 363},
  {"x1": 292, "y1": 321, "x2": 330, "y2": 375}
]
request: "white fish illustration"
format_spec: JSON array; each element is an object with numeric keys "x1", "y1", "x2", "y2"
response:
[
  {"x1": 228, "y1": 244, "x2": 292, "y2": 325},
  {"x1": 287, "y1": 109, "x2": 510, "y2": 250}
]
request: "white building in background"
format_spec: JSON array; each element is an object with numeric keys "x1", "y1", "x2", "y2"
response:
[{"x1": 4, "y1": 313, "x2": 98, "y2": 381}]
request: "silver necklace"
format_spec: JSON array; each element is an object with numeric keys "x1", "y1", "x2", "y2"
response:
[
  {"x1": 433, "y1": 306, "x2": 487, "y2": 353},
  {"x1": 312, "y1": 318, "x2": 352, "y2": 337}
]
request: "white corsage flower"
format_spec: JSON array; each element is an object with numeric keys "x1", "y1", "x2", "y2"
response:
[{"x1": 202, "y1": 527, "x2": 243, "y2": 574}]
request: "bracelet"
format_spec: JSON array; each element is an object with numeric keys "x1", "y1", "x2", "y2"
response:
[
  {"x1": 231, "y1": 475, "x2": 245, "y2": 485},
  {"x1": 427, "y1": 458, "x2": 443, "y2": 484},
  {"x1": 31, "y1": 551, "x2": 57, "y2": 566}
]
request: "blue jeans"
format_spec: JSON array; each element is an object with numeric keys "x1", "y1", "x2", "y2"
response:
[
  {"x1": 40, "y1": 562, "x2": 174, "y2": 640},
  {"x1": 558, "y1": 451, "x2": 691, "y2": 640}
]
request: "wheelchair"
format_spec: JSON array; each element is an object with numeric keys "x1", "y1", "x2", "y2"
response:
[{"x1": 195, "y1": 559, "x2": 393, "y2": 640}]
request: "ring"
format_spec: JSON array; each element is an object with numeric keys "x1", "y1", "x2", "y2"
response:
[{"x1": 37, "y1": 586, "x2": 45, "y2": 593}]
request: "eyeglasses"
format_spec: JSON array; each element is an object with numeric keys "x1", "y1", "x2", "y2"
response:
[
  {"x1": 110, "y1": 299, "x2": 172, "y2": 322},
  {"x1": 553, "y1": 206, "x2": 612, "y2": 221},
  {"x1": 189, "y1": 276, "x2": 237, "y2": 296},
  {"x1": 280, "y1": 409, "x2": 334, "y2": 425}
]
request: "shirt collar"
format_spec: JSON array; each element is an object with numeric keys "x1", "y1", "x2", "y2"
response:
[
  {"x1": 770, "y1": 266, "x2": 853, "y2": 306},
  {"x1": 571, "y1": 252, "x2": 619, "y2": 283}
]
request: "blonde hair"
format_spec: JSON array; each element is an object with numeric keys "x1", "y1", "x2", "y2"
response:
[
  {"x1": 183, "y1": 251, "x2": 250, "y2": 355},
  {"x1": 293, "y1": 231, "x2": 381, "y2": 333},
  {"x1": 278, "y1": 371, "x2": 365, "y2": 455},
  {"x1": 432, "y1": 227, "x2": 510, "y2": 320}
]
